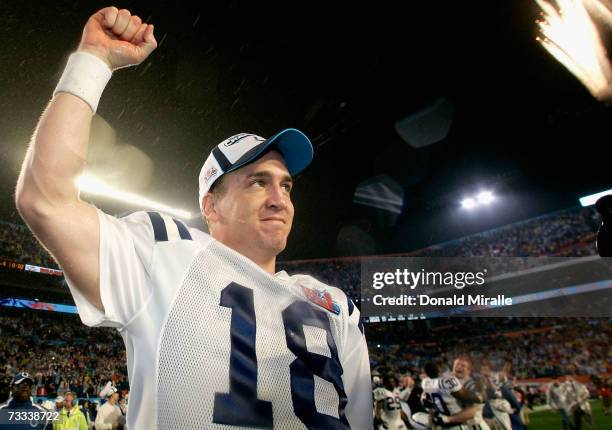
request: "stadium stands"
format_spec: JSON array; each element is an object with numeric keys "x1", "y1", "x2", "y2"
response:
[{"x1": 1, "y1": 205, "x2": 609, "y2": 412}]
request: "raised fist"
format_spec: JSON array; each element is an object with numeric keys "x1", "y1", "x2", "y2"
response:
[{"x1": 78, "y1": 7, "x2": 157, "y2": 70}]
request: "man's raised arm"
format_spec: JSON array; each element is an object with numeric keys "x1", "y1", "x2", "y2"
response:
[{"x1": 15, "y1": 7, "x2": 157, "y2": 310}]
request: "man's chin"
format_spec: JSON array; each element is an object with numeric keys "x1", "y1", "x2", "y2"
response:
[{"x1": 261, "y1": 236, "x2": 287, "y2": 254}]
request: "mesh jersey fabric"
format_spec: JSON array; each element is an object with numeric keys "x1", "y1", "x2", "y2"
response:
[{"x1": 64, "y1": 209, "x2": 372, "y2": 430}]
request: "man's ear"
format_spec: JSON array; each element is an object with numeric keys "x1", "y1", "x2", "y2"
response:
[{"x1": 203, "y1": 193, "x2": 218, "y2": 224}]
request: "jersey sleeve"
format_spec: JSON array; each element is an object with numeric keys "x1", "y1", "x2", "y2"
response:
[
  {"x1": 399, "y1": 387, "x2": 412, "y2": 402},
  {"x1": 338, "y1": 292, "x2": 373, "y2": 429},
  {"x1": 65, "y1": 209, "x2": 154, "y2": 328}
]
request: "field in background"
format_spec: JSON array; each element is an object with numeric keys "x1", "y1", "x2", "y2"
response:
[{"x1": 529, "y1": 400, "x2": 609, "y2": 429}]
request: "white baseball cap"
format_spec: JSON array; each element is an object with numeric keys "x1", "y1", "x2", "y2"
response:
[{"x1": 198, "y1": 128, "x2": 313, "y2": 210}]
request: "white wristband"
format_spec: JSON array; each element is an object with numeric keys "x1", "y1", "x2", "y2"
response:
[{"x1": 54, "y1": 51, "x2": 112, "y2": 113}]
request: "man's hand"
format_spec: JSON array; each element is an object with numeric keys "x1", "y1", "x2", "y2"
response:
[
  {"x1": 78, "y1": 6, "x2": 157, "y2": 70},
  {"x1": 431, "y1": 412, "x2": 448, "y2": 426}
]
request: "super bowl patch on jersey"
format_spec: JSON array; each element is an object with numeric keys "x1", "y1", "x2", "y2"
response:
[{"x1": 301, "y1": 285, "x2": 341, "y2": 315}]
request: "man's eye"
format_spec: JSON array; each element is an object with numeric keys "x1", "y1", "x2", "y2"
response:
[
  {"x1": 251, "y1": 180, "x2": 265, "y2": 187},
  {"x1": 282, "y1": 183, "x2": 292, "y2": 193}
]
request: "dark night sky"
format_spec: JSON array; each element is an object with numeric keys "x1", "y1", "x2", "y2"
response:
[{"x1": 0, "y1": 0, "x2": 609, "y2": 260}]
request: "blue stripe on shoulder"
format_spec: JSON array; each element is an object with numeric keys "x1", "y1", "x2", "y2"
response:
[
  {"x1": 173, "y1": 219, "x2": 192, "y2": 240},
  {"x1": 347, "y1": 296, "x2": 355, "y2": 316},
  {"x1": 147, "y1": 212, "x2": 168, "y2": 242}
]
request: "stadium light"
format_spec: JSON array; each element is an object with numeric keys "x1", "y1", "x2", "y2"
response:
[
  {"x1": 461, "y1": 197, "x2": 477, "y2": 210},
  {"x1": 462, "y1": 190, "x2": 496, "y2": 210},
  {"x1": 579, "y1": 189, "x2": 612, "y2": 206},
  {"x1": 76, "y1": 175, "x2": 194, "y2": 219},
  {"x1": 477, "y1": 191, "x2": 495, "y2": 205}
]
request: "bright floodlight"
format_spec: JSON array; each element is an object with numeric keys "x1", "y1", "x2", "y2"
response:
[
  {"x1": 477, "y1": 191, "x2": 495, "y2": 205},
  {"x1": 76, "y1": 175, "x2": 193, "y2": 219},
  {"x1": 462, "y1": 198, "x2": 477, "y2": 209},
  {"x1": 579, "y1": 188, "x2": 612, "y2": 206}
]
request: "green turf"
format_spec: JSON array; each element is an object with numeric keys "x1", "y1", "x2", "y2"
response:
[{"x1": 528, "y1": 400, "x2": 610, "y2": 430}]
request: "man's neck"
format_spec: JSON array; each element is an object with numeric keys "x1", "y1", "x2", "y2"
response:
[
  {"x1": 241, "y1": 249, "x2": 276, "y2": 275},
  {"x1": 215, "y1": 237, "x2": 277, "y2": 275}
]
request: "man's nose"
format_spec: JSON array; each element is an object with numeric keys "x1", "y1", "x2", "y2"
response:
[{"x1": 266, "y1": 184, "x2": 288, "y2": 209}]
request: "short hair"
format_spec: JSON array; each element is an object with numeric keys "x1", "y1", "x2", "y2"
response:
[
  {"x1": 424, "y1": 361, "x2": 439, "y2": 378},
  {"x1": 209, "y1": 173, "x2": 228, "y2": 195},
  {"x1": 454, "y1": 354, "x2": 473, "y2": 368},
  {"x1": 383, "y1": 373, "x2": 396, "y2": 386},
  {"x1": 203, "y1": 174, "x2": 230, "y2": 228}
]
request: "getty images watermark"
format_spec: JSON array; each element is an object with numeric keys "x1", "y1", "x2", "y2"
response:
[
  {"x1": 360, "y1": 256, "x2": 612, "y2": 319},
  {"x1": 371, "y1": 268, "x2": 513, "y2": 307}
]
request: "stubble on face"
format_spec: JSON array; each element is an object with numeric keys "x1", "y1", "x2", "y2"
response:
[{"x1": 210, "y1": 151, "x2": 295, "y2": 261}]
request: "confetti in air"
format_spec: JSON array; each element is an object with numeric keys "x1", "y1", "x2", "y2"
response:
[{"x1": 535, "y1": 0, "x2": 612, "y2": 99}]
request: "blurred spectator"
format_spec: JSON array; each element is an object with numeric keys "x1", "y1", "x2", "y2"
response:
[
  {"x1": 62, "y1": 391, "x2": 87, "y2": 430},
  {"x1": 94, "y1": 387, "x2": 124, "y2": 430},
  {"x1": 80, "y1": 399, "x2": 95, "y2": 429},
  {"x1": 0, "y1": 372, "x2": 48, "y2": 430},
  {"x1": 0, "y1": 221, "x2": 58, "y2": 269}
]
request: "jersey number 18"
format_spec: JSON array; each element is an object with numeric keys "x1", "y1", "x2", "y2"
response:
[{"x1": 212, "y1": 282, "x2": 351, "y2": 429}]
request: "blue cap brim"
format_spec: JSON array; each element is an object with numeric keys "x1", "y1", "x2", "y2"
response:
[{"x1": 228, "y1": 128, "x2": 313, "y2": 176}]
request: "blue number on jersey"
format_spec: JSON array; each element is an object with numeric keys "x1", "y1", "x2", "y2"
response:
[
  {"x1": 213, "y1": 282, "x2": 350, "y2": 429},
  {"x1": 283, "y1": 301, "x2": 350, "y2": 429},
  {"x1": 213, "y1": 282, "x2": 274, "y2": 427}
]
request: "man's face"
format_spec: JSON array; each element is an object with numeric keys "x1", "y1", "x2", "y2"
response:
[
  {"x1": 65, "y1": 394, "x2": 74, "y2": 408},
  {"x1": 401, "y1": 375, "x2": 415, "y2": 389},
  {"x1": 206, "y1": 150, "x2": 294, "y2": 257},
  {"x1": 453, "y1": 358, "x2": 471, "y2": 379},
  {"x1": 11, "y1": 381, "x2": 32, "y2": 402}
]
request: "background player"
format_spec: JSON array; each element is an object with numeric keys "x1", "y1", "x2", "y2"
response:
[
  {"x1": 421, "y1": 362, "x2": 482, "y2": 430},
  {"x1": 451, "y1": 356, "x2": 490, "y2": 430},
  {"x1": 373, "y1": 374, "x2": 407, "y2": 430}
]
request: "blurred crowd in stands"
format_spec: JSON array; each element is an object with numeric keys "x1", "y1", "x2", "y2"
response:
[
  {"x1": 1, "y1": 307, "x2": 609, "y2": 404},
  {"x1": 0, "y1": 221, "x2": 58, "y2": 269},
  {"x1": 368, "y1": 318, "x2": 611, "y2": 380},
  {"x1": 278, "y1": 206, "x2": 601, "y2": 301},
  {"x1": 0, "y1": 206, "x2": 601, "y2": 274},
  {"x1": 0, "y1": 205, "x2": 609, "y2": 428},
  {"x1": 0, "y1": 310, "x2": 128, "y2": 404}
]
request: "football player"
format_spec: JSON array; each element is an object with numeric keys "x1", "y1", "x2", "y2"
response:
[
  {"x1": 15, "y1": 6, "x2": 372, "y2": 429},
  {"x1": 451, "y1": 356, "x2": 490, "y2": 430},
  {"x1": 373, "y1": 374, "x2": 408, "y2": 430},
  {"x1": 421, "y1": 362, "x2": 482, "y2": 430}
]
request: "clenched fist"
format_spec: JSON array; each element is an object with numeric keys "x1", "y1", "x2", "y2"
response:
[{"x1": 78, "y1": 7, "x2": 157, "y2": 70}]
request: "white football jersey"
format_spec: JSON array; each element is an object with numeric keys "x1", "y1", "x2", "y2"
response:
[
  {"x1": 65, "y1": 210, "x2": 372, "y2": 429},
  {"x1": 421, "y1": 376, "x2": 463, "y2": 416},
  {"x1": 459, "y1": 376, "x2": 489, "y2": 430},
  {"x1": 373, "y1": 387, "x2": 406, "y2": 430}
]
